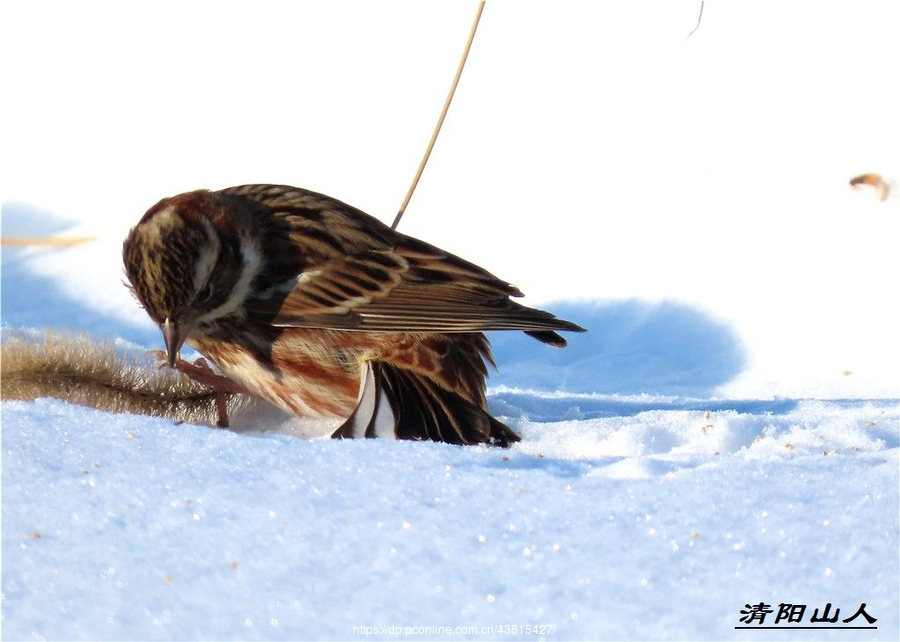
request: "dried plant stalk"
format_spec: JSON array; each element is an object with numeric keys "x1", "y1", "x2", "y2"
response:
[
  {"x1": 391, "y1": 0, "x2": 486, "y2": 230},
  {"x1": 1, "y1": 330, "x2": 251, "y2": 427},
  {"x1": 1, "y1": 236, "x2": 96, "y2": 247}
]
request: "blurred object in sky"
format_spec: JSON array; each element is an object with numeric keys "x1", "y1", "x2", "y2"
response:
[{"x1": 849, "y1": 172, "x2": 891, "y2": 201}]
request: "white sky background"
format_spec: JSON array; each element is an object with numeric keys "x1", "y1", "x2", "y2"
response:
[{"x1": 2, "y1": 0, "x2": 899, "y2": 397}]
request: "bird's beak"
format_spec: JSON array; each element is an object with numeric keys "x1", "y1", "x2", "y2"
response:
[{"x1": 162, "y1": 317, "x2": 187, "y2": 368}]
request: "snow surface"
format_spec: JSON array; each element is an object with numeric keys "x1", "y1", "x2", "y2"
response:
[
  {"x1": 3, "y1": 2, "x2": 900, "y2": 640},
  {"x1": 3, "y1": 398, "x2": 898, "y2": 640}
]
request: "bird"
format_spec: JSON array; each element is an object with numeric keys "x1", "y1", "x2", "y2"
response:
[{"x1": 122, "y1": 184, "x2": 584, "y2": 446}]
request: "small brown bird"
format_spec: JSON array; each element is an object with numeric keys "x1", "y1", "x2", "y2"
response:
[{"x1": 123, "y1": 184, "x2": 584, "y2": 446}]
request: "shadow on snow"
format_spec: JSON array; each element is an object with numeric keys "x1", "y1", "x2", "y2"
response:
[{"x1": 487, "y1": 299, "x2": 748, "y2": 398}]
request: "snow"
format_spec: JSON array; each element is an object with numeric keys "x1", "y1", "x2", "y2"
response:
[
  {"x1": 2, "y1": 1, "x2": 899, "y2": 640},
  {"x1": 4, "y1": 398, "x2": 897, "y2": 640}
]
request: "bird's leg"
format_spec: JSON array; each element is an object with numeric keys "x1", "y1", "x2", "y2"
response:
[
  {"x1": 172, "y1": 356, "x2": 246, "y2": 394},
  {"x1": 150, "y1": 351, "x2": 247, "y2": 428},
  {"x1": 178, "y1": 357, "x2": 247, "y2": 428}
]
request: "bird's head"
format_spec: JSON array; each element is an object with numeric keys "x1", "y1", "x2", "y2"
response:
[{"x1": 123, "y1": 190, "x2": 261, "y2": 366}]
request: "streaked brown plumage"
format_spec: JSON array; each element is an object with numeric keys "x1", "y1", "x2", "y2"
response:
[{"x1": 123, "y1": 184, "x2": 584, "y2": 446}]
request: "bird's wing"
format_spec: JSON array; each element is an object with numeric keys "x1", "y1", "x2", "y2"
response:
[
  {"x1": 247, "y1": 241, "x2": 581, "y2": 341},
  {"x1": 223, "y1": 184, "x2": 583, "y2": 342}
]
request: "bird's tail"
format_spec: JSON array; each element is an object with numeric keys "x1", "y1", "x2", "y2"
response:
[{"x1": 332, "y1": 360, "x2": 519, "y2": 447}]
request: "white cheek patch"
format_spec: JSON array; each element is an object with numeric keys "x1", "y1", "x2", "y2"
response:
[
  {"x1": 196, "y1": 233, "x2": 263, "y2": 323},
  {"x1": 193, "y1": 218, "x2": 221, "y2": 292}
]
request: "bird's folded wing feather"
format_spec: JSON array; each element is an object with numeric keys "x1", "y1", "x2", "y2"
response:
[{"x1": 247, "y1": 243, "x2": 577, "y2": 335}]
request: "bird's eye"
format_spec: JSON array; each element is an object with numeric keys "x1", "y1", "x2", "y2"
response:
[{"x1": 196, "y1": 283, "x2": 214, "y2": 304}]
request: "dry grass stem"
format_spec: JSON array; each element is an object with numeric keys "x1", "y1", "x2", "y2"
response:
[
  {"x1": 1, "y1": 236, "x2": 96, "y2": 247},
  {"x1": 391, "y1": 0, "x2": 486, "y2": 230}
]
